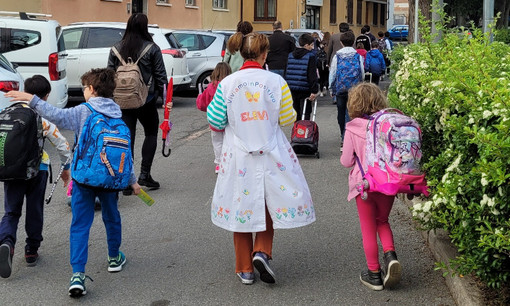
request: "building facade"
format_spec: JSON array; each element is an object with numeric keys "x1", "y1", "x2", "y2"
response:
[{"x1": 0, "y1": 0, "x2": 388, "y2": 35}]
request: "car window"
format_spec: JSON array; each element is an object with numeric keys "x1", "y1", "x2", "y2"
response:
[
  {"x1": 0, "y1": 28, "x2": 41, "y2": 53},
  {"x1": 85, "y1": 27, "x2": 125, "y2": 49},
  {"x1": 63, "y1": 28, "x2": 84, "y2": 50},
  {"x1": 200, "y1": 35, "x2": 216, "y2": 49},
  {"x1": 174, "y1": 33, "x2": 201, "y2": 51},
  {"x1": 0, "y1": 54, "x2": 15, "y2": 73},
  {"x1": 165, "y1": 33, "x2": 182, "y2": 49}
]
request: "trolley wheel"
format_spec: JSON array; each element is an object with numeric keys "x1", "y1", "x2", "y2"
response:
[{"x1": 315, "y1": 152, "x2": 320, "y2": 159}]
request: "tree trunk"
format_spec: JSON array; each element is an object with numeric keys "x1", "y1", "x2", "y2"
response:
[
  {"x1": 496, "y1": 0, "x2": 510, "y2": 28},
  {"x1": 409, "y1": 0, "x2": 433, "y2": 43}
]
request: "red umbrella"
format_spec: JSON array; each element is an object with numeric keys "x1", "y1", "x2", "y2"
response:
[{"x1": 160, "y1": 72, "x2": 173, "y2": 157}]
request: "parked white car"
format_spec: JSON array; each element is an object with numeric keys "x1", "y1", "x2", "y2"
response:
[
  {"x1": 0, "y1": 12, "x2": 68, "y2": 108},
  {"x1": 0, "y1": 53, "x2": 24, "y2": 110},
  {"x1": 62, "y1": 22, "x2": 191, "y2": 96}
]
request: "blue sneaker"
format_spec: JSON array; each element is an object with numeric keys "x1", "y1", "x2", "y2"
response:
[
  {"x1": 108, "y1": 251, "x2": 126, "y2": 272},
  {"x1": 68, "y1": 272, "x2": 93, "y2": 297},
  {"x1": 252, "y1": 252, "x2": 275, "y2": 284},
  {"x1": 0, "y1": 243, "x2": 13, "y2": 278},
  {"x1": 236, "y1": 272, "x2": 255, "y2": 285}
]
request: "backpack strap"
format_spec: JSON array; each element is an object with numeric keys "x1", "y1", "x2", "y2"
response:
[
  {"x1": 134, "y1": 43, "x2": 154, "y2": 65},
  {"x1": 111, "y1": 46, "x2": 127, "y2": 66}
]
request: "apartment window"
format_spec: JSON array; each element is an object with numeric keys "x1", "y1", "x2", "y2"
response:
[
  {"x1": 330, "y1": 0, "x2": 337, "y2": 24},
  {"x1": 356, "y1": 0, "x2": 362, "y2": 25},
  {"x1": 373, "y1": 3, "x2": 378, "y2": 25},
  {"x1": 185, "y1": 0, "x2": 196, "y2": 5},
  {"x1": 255, "y1": 0, "x2": 276, "y2": 21},
  {"x1": 157, "y1": 0, "x2": 169, "y2": 3},
  {"x1": 213, "y1": 0, "x2": 227, "y2": 9},
  {"x1": 347, "y1": 0, "x2": 353, "y2": 24},
  {"x1": 381, "y1": 4, "x2": 386, "y2": 26}
]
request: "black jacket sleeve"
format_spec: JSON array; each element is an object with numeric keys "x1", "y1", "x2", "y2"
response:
[{"x1": 307, "y1": 54, "x2": 319, "y2": 94}]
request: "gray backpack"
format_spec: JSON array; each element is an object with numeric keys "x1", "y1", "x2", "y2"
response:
[{"x1": 111, "y1": 43, "x2": 153, "y2": 109}]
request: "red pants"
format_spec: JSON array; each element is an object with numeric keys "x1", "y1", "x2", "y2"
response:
[
  {"x1": 356, "y1": 193, "x2": 396, "y2": 271},
  {"x1": 233, "y1": 207, "x2": 274, "y2": 273}
]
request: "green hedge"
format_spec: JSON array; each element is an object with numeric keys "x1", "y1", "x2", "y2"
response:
[{"x1": 388, "y1": 17, "x2": 510, "y2": 288}]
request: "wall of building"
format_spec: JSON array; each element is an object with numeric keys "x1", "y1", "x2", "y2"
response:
[{"x1": 202, "y1": 0, "x2": 239, "y2": 30}]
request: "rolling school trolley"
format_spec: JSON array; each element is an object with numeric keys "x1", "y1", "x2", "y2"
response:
[{"x1": 290, "y1": 98, "x2": 320, "y2": 158}]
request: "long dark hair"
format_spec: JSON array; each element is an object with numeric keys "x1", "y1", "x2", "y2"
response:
[{"x1": 119, "y1": 13, "x2": 154, "y2": 60}]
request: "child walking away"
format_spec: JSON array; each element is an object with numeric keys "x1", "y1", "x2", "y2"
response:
[
  {"x1": 5, "y1": 68, "x2": 141, "y2": 297},
  {"x1": 329, "y1": 31, "x2": 364, "y2": 142},
  {"x1": 207, "y1": 33, "x2": 315, "y2": 285},
  {"x1": 196, "y1": 62, "x2": 232, "y2": 173},
  {"x1": 340, "y1": 83, "x2": 402, "y2": 291},
  {"x1": 365, "y1": 41, "x2": 386, "y2": 85},
  {"x1": 285, "y1": 33, "x2": 320, "y2": 121},
  {"x1": 0, "y1": 75, "x2": 71, "y2": 278}
]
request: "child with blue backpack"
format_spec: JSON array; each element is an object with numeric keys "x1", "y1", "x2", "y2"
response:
[
  {"x1": 366, "y1": 41, "x2": 387, "y2": 85},
  {"x1": 5, "y1": 68, "x2": 141, "y2": 297},
  {"x1": 340, "y1": 83, "x2": 402, "y2": 291},
  {"x1": 329, "y1": 31, "x2": 364, "y2": 142},
  {"x1": 0, "y1": 75, "x2": 72, "y2": 278}
]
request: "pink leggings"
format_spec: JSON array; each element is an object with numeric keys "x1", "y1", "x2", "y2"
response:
[{"x1": 356, "y1": 193, "x2": 396, "y2": 271}]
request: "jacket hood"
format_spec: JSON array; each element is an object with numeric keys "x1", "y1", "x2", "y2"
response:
[
  {"x1": 367, "y1": 49, "x2": 380, "y2": 59},
  {"x1": 336, "y1": 47, "x2": 357, "y2": 57},
  {"x1": 292, "y1": 48, "x2": 311, "y2": 59},
  {"x1": 87, "y1": 97, "x2": 122, "y2": 118},
  {"x1": 345, "y1": 117, "x2": 368, "y2": 138}
]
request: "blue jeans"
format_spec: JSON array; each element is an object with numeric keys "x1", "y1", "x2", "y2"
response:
[
  {"x1": 269, "y1": 69, "x2": 285, "y2": 77},
  {"x1": 336, "y1": 92, "x2": 350, "y2": 141},
  {"x1": 0, "y1": 170, "x2": 48, "y2": 250},
  {"x1": 70, "y1": 181, "x2": 121, "y2": 273}
]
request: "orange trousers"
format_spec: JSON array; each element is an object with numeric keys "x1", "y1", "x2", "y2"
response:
[{"x1": 233, "y1": 207, "x2": 274, "y2": 273}]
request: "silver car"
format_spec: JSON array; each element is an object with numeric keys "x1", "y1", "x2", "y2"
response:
[
  {"x1": 173, "y1": 30, "x2": 228, "y2": 90},
  {"x1": 0, "y1": 53, "x2": 24, "y2": 110}
]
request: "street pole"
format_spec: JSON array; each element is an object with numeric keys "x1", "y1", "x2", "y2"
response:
[
  {"x1": 431, "y1": 0, "x2": 443, "y2": 42},
  {"x1": 483, "y1": 0, "x2": 495, "y2": 42},
  {"x1": 414, "y1": 0, "x2": 419, "y2": 43}
]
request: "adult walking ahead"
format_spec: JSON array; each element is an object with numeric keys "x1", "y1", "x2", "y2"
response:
[
  {"x1": 207, "y1": 33, "x2": 315, "y2": 285},
  {"x1": 108, "y1": 13, "x2": 167, "y2": 194},
  {"x1": 266, "y1": 21, "x2": 295, "y2": 77}
]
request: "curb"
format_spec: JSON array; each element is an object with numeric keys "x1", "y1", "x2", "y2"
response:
[{"x1": 400, "y1": 196, "x2": 484, "y2": 306}]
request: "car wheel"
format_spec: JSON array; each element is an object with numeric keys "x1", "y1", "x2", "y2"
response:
[{"x1": 197, "y1": 71, "x2": 212, "y2": 91}]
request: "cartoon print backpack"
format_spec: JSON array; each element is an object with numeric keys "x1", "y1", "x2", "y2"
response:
[
  {"x1": 332, "y1": 53, "x2": 363, "y2": 95},
  {"x1": 355, "y1": 109, "x2": 429, "y2": 199},
  {"x1": 111, "y1": 43, "x2": 153, "y2": 109},
  {"x1": 0, "y1": 103, "x2": 44, "y2": 181},
  {"x1": 377, "y1": 38, "x2": 388, "y2": 54},
  {"x1": 317, "y1": 48, "x2": 328, "y2": 70},
  {"x1": 72, "y1": 103, "x2": 132, "y2": 190}
]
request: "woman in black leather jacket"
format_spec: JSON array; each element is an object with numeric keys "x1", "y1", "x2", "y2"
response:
[{"x1": 107, "y1": 13, "x2": 167, "y2": 194}]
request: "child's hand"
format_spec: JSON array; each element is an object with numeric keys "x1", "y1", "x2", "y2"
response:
[
  {"x1": 4, "y1": 91, "x2": 34, "y2": 102},
  {"x1": 166, "y1": 102, "x2": 173, "y2": 111},
  {"x1": 61, "y1": 169, "x2": 71, "y2": 188},
  {"x1": 131, "y1": 182, "x2": 141, "y2": 195}
]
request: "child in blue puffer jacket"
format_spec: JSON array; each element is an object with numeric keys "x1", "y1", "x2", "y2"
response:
[{"x1": 365, "y1": 41, "x2": 386, "y2": 85}]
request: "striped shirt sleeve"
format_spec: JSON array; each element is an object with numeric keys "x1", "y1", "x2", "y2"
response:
[
  {"x1": 278, "y1": 83, "x2": 297, "y2": 127},
  {"x1": 207, "y1": 83, "x2": 228, "y2": 130}
]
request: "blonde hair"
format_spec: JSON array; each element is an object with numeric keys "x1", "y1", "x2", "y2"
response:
[
  {"x1": 347, "y1": 83, "x2": 388, "y2": 119},
  {"x1": 240, "y1": 33, "x2": 269, "y2": 61},
  {"x1": 210, "y1": 62, "x2": 232, "y2": 83}
]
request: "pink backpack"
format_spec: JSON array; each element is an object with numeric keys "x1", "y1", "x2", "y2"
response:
[{"x1": 355, "y1": 109, "x2": 429, "y2": 199}]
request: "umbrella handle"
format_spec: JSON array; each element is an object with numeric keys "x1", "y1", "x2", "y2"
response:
[{"x1": 162, "y1": 139, "x2": 171, "y2": 157}]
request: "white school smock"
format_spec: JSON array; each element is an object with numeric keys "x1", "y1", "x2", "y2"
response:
[{"x1": 207, "y1": 64, "x2": 316, "y2": 232}]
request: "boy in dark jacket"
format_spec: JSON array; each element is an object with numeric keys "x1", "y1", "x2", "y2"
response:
[
  {"x1": 365, "y1": 41, "x2": 386, "y2": 85},
  {"x1": 285, "y1": 33, "x2": 320, "y2": 120}
]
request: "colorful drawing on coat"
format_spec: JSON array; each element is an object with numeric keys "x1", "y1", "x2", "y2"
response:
[
  {"x1": 243, "y1": 189, "x2": 249, "y2": 195},
  {"x1": 245, "y1": 91, "x2": 260, "y2": 103},
  {"x1": 276, "y1": 162, "x2": 286, "y2": 171},
  {"x1": 276, "y1": 205, "x2": 313, "y2": 219},
  {"x1": 212, "y1": 205, "x2": 231, "y2": 221},
  {"x1": 292, "y1": 190, "x2": 298, "y2": 198},
  {"x1": 280, "y1": 185, "x2": 286, "y2": 191},
  {"x1": 235, "y1": 209, "x2": 253, "y2": 223},
  {"x1": 238, "y1": 168, "x2": 247, "y2": 177}
]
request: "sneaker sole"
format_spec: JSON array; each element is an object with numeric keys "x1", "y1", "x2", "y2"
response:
[
  {"x1": 359, "y1": 275, "x2": 384, "y2": 291},
  {"x1": 236, "y1": 273, "x2": 254, "y2": 285},
  {"x1": 252, "y1": 257, "x2": 275, "y2": 284},
  {"x1": 108, "y1": 258, "x2": 126, "y2": 272},
  {"x1": 0, "y1": 245, "x2": 12, "y2": 278},
  {"x1": 69, "y1": 286, "x2": 86, "y2": 297},
  {"x1": 26, "y1": 258, "x2": 38, "y2": 267},
  {"x1": 383, "y1": 260, "x2": 402, "y2": 288}
]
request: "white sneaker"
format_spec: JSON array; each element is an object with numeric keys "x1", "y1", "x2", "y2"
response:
[{"x1": 319, "y1": 92, "x2": 324, "y2": 97}]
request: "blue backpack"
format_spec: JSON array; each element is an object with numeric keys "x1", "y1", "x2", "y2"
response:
[
  {"x1": 332, "y1": 53, "x2": 363, "y2": 95},
  {"x1": 72, "y1": 103, "x2": 132, "y2": 191}
]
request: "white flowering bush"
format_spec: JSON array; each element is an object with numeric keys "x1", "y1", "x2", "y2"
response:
[{"x1": 388, "y1": 13, "x2": 510, "y2": 288}]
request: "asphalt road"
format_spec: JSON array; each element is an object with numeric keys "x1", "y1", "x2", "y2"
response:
[{"x1": 0, "y1": 88, "x2": 454, "y2": 305}]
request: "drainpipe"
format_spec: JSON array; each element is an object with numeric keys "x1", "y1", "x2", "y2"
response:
[
  {"x1": 414, "y1": 0, "x2": 419, "y2": 43},
  {"x1": 240, "y1": 0, "x2": 243, "y2": 23},
  {"x1": 483, "y1": 0, "x2": 494, "y2": 42}
]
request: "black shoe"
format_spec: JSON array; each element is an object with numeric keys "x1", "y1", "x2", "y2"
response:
[
  {"x1": 25, "y1": 246, "x2": 39, "y2": 267},
  {"x1": 122, "y1": 187, "x2": 133, "y2": 196},
  {"x1": 138, "y1": 173, "x2": 160, "y2": 189},
  {"x1": 360, "y1": 269, "x2": 384, "y2": 291},
  {"x1": 383, "y1": 251, "x2": 402, "y2": 288},
  {"x1": 0, "y1": 243, "x2": 14, "y2": 278}
]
